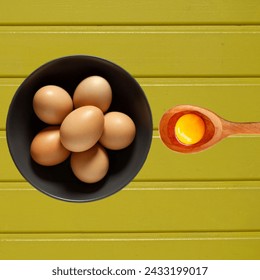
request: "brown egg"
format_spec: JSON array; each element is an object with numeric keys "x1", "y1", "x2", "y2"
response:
[
  {"x1": 60, "y1": 105, "x2": 104, "y2": 152},
  {"x1": 33, "y1": 85, "x2": 73, "y2": 124},
  {"x1": 30, "y1": 126, "x2": 70, "y2": 166},
  {"x1": 73, "y1": 76, "x2": 112, "y2": 112},
  {"x1": 70, "y1": 143, "x2": 109, "y2": 183},
  {"x1": 99, "y1": 112, "x2": 136, "y2": 150}
]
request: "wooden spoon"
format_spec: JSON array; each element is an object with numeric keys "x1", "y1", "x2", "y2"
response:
[{"x1": 159, "y1": 105, "x2": 260, "y2": 153}]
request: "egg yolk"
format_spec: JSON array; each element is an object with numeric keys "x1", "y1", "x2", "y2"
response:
[{"x1": 174, "y1": 113, "x2": 205, "y2": 145}]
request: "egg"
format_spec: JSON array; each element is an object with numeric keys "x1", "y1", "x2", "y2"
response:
[
  {"x1": 70, "y1": 143, "x2": 109, "y2": 183},
  {"x1": 60, "y1": 105, "x2": 104, "y2": 152},
  {"x1": 99, "y1": 112, "x2": 136, "y2": 150},
  {"x1": 30, "y1": 126, "x2": 70, "y2": 166},
  {"x1": 73, "y1": 76, "x2": 112, "y2": 112},
  {"x1": 174, "y1": 113, "x2": 205, "y2": 145},
  {"x1": 33, "y1": 85, "x2": 73, "y2": 124}
]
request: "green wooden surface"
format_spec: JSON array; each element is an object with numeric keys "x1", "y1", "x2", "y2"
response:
[
  {"x1": 0, "y1": 182, "x2": 260, "y2": 233},
  {"x1": 0, "y1": 0, "x2": 260, "y2": 260},
  {"x1": 2, "y1": 78, "x2": 260, "y2": 130},
  {"x1": 0, "y1": 0, "x2": 259, "y2": 25},
  {"x1": 1, "y1": 133, "x2": 260, "y2": 181},
  {"x1": 1, "y1": 232, "x2": 260, "y2": 260},
  {"x1": 1, "y1": 26, "x2": 260, "y2": 78}
]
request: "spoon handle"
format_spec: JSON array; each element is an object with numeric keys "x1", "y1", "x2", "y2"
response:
[{"x1": 223, "y1": 121, "x2": 260, "y2": 136}]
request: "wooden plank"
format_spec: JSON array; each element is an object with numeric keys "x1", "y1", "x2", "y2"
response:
[
  {"x1": 1, "y1": 0, "x2": 260, "y2": 263},
  {"x1": 0, "y1": 132, "x2": 23, "y2": 180},
  {"x1": 140, "y1": 78, "x2": 260, "y2": 129},
  {"x1": 1, "y1": 132, "x2": 260, "y2": 182},
  {"x1": 0, "y1": 182, "x2": 260, "y2": 232},
  {"x1": 2, "y1": 78, "x2": 260, "y2": 130},
  {"x1": 3, "y1": 78, "x2": 260, "y2": 182},
  {"x1": 0, "y1": 0, "x2": 259, "y2": 25},
  {"x1": 1, "y1": 26, "x2": 260, "y2": 77},
  {"x1": 1, "y1": 232, "x2": 260, "y2": 260},
  {"x1": 139, "y1": 135, "x2": 260, "y2": 181},
  {"x1": 0, "y1": 79, "x2": 22, "y2": 130}
]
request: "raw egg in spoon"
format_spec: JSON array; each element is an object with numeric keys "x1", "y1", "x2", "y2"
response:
[{"x1": 159, "y1": 104, "x2": 260, "y2": 153}]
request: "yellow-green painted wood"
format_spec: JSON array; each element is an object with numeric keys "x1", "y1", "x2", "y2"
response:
[
  {"x1": 140, "y1": 78, "x2": 260, "y2": 129},
  {"x1": 2, "y1": 78, "x2": 260, "y2": 130},
  {"x1": 0, "y1": 79, "x2": 22, "y2": 131},
  {"x1": 140, "y1": 136, "x2": 260, "y2": 181},
  {"x1": 1, "y1": 26, "x2": 260, "y2": 77},
  {"x1": 0, "y1": 135, "x2": 22, "y2": 181},
  {"x1": 3, "y1": 80, "x2": 260, "y2": 182},
  {"x1": 0, "y1": 182, "x2": 260, "y2": 233},
  {"x1": 1, "y1": 0, "x2": 260, "y2": 261},
  {"x1": 1, "y1": 133, "x2": 260, "y2": 182},
  {"x1": 0, "y1": 0, "x2": 259, "y2": 25},
  {"x1": 1, "y1": 232, "x2": 260, "y2": 260}
]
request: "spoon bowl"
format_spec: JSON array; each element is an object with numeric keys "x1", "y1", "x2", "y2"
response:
[{"x1": 159, "y1": 105, "x2": 260, "y2": 153}]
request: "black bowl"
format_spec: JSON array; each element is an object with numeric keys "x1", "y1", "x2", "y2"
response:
[{"x1": 6, "y1": 55, "x2": 153, "y2": 202}]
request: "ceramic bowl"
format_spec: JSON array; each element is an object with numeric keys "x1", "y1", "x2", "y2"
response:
[{"x1": 6, "y1": 55, "x2": 153, "y2": 202}]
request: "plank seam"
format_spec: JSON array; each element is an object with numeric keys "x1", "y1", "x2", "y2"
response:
[
  {"x1": 1, "y1": 24, "x2": 260, "y2": 27},
  {"x1": 1, "y1": 236, "x2": 260, "y2": 242}
]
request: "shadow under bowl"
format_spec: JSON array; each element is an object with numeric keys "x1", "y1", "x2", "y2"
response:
[{"x1": 6, "y1": 55, "x2": 153, "y2": 202}]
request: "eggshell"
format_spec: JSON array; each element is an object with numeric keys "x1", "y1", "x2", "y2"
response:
[
  {"x1": 33, "y1": 85, "x2": 73, "y2": 124},
  {"x1": 99, "y1": 112, "x2": 136, "y2": 150},
  {"x1": 73, "y1": 76, "x2": 112, "y2": 112},
  {"x1": 30, "y1": 126, "x2": 70, "y2": 166},
  {"x1": 60, "y1": 105, "x2": 104, "y2": 152},
  {"x1": 70, "y1": 143, "x2": 109, "y2": 183}
]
